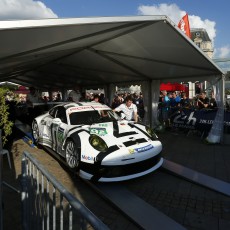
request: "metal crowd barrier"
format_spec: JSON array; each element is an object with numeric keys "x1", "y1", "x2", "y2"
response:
[{"x1": 21, "y1": 151, "x2": 109, "y2": 230}]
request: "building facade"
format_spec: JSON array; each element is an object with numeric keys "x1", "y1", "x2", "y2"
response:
[{"x1": 191, "y1": 28, "x2": 214, "y2": 59}]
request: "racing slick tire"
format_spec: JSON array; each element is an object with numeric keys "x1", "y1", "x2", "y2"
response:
[{"x1": 65, "y1": 139, "x2": 80, "y2": 169}]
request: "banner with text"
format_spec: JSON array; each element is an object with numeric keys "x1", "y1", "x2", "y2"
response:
[{"x1": 171, "y1": 109, "x2": 230, "y2": 133}]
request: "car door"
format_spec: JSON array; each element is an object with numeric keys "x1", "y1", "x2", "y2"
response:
[
  {"x1": 39, "y1": 107, "x2": 56, "y2": 148},
  {"x1": 50, "y1": 106, "x2": 68, "y2": 155}
]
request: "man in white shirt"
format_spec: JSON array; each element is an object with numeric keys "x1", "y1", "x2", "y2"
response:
[
  {"x1": 113, "y1": 95, "x2": 138, "y2": 122},
  {"x1": 68, "y1": 86, "x2": 81, "y2": 102}
]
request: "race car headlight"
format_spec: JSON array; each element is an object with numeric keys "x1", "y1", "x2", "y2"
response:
[
  {"x1": 89, "y1": 135, "x2": 108, "y2": 152},
  {"x1": 145, "y1": 126, "x2": 158, "y2": 140}
]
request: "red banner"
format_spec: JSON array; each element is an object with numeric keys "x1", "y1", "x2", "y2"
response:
[{"x1": 178, "y1": 13, "x2": 191, "y2": 38}]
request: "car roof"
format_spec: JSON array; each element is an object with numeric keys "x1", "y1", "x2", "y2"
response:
[{"x1": 57, "y1": 102, "x2": 111, "y2": 111}]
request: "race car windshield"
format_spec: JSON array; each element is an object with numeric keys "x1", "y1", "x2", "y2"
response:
[{"x1": 69, "y1": 110, "x2": 117, "y2": 125}]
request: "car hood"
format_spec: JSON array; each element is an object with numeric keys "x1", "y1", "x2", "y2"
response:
[{"x1": 88, "y1": 120, "x2": 143, "y2": 138}]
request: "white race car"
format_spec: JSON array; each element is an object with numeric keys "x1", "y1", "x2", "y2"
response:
[{"x1": 32, "y1": 102, "x2": 163, "y2": 182}]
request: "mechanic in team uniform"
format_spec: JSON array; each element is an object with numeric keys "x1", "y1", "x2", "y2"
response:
[{"x1": 113, "y1": 95, "x2": 138, "y2": 123}]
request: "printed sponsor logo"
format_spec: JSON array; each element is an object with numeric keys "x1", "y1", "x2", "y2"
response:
[
  {"x1": 199, "y1": 119, "x2": 213, "y2": 124},
  {"x1": 173, "y1": 111, "x2": 197, "y2": 126},
  {"x1": 82, "y1": 155, "x2": 94, "y2": 161},
  {"x1": 58, "y1": 127, "x2": 64, "y2": 132},
  {"x1": 90, "y1": 128, "x2": 108, "y2": 136},
  {"x1": 98, "y1": 123, "x2": 108, "y2": 127},
  {"x1": 57, "y1": 127, "x2": 64, "y2": 142},
  {"x1": 128, "y1": 148, "x2": 135, "y2": 154},
  {"x1": 135, "y1": 144, "x2": 153, "y2": 153},
  {"x1": 69, "y1": 106, "x2": 108, "y2": 112},
  {"x1": 69, "y1": 106, "x2": 92, "y2": 111}
]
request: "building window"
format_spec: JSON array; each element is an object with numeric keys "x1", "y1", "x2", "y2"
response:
[{"x1": 195, "y1": 32, "x2": 200, "y2": 37}]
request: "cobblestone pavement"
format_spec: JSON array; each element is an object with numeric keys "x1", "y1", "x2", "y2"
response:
[
  {"x1": 2, "y1": 129, "x2": 230, "y2": 229},
  {"x1": 125, "y1": 130, "x2": 230, "y2": 230}
]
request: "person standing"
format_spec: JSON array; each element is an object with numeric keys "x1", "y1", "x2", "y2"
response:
[
  {"x1": 170, "y1": 91, "x2": 179, "y2": 115},
  {"x1": 92, "y1": 94, "x2": 100, "y2": 102},
  {"x1": 68, "y1": 86, "x2": 81, "y2": 102},
  {"x1": 26, "y1": 87, "x2": 41, "y2": 124},
  {"x1": 161, "y1": 90, "x2": 170, "y2": 128},
  {"x1": 136, "y1": 92, "x2": 145, "y2": 120},
  {"x1": 197, "y1": 91, "x2": 209, "y2": 109},
  {"x1": 111, "y1": 95, "x2": 122, "y2": 109},
  {"x1": 113, "y1": 95, "x2": 138, "y2": 123},
  {"x1": 27, "y1": 87, "x2": 40, "y2": 106},
  {"x1": 209, "y1": 91, "x2": 217, "y2": 109},
  {"x1": 179, "y1": 92, "x2": 191, "y2": 109},
  {"x1": 55, "y1": 93, "x2": 62, "y2": 102}
]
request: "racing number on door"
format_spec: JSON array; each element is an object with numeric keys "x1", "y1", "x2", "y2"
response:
[{"x1": 51, "y1": 123, "x2": 66, "y2": 152}]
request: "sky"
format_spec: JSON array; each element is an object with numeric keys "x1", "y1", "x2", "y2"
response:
[{"x1": 0, "y1": 0, "x2": 229, "y2": 59}]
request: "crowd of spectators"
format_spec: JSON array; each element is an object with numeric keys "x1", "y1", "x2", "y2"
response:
[
  {"x1": 14, "y1": 86, "x2": 145, "y2": 123},
  {"x1": 158, "y1": 90, "x2": 218, "y2": 128},
  {"x1": 9, "y1": 84, "x2": 228, "y2": 127}
]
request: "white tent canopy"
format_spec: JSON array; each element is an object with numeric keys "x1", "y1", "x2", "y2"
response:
[
  {"x1": 0, "y1": 16, "x2": 225, "y2": 142},
  {"x1": 0, "y1": 15, "x2": 223, "y2": 90}
]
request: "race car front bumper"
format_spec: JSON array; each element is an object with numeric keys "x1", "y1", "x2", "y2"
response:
[{"x1": 79, "y1": 152, "x2": 163, "y2": 182}]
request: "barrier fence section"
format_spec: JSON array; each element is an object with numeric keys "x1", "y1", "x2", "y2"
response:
[{"x1": 21, "y1": 151, "x2": 109, "y2": 230}]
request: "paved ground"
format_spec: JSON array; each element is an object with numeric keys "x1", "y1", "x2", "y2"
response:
[
  {"x1": 1, "y1": 128, "x2": 230, "y2": 229},
  {"x1": 126, "y1": 130, "x2": 230, "y2": 229}
]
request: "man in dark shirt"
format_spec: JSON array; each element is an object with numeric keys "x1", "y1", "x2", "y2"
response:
[
  {"x1": 179, "y1": 92, "x2": 191, "y2": 109},
  {"x1": 209, "y1": 91, "x2": 217, "y2": 109},
  {"x1": 197, "y1": 92, "x2": 209, "y2": 109}
]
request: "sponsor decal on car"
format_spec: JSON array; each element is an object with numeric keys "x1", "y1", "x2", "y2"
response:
[
  {"x1": 90, "y1": 128, "x2": 108, "y2": 136},
  {"x1": 82, "y1": 155, "x2": 94, "y2": 161},
  {"x1": 98, "y1": 123, "x2": 108, "y2": 127},
  {"x1": 134, "y1": 144, "x2": 153, "y2": 153},
  {"x1": 57, "y1": 127, "x2": 64, "y2": 142},
  {"x1": 69, "y1": 106, "x2": 92, "y2": 112},
  {"x1": 68, "y1": 105, "x2": 108, "y2": 113},
  {"x1": 128, "y1": 148, "x2": 135, "y2": 154}
]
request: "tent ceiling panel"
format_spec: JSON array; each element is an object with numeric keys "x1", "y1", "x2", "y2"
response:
[
  {"x1": 56, "y1": 49, "x2": 140, "y2": 77},
  {"x1": 93, "y1": 22, "x2": 216, "y2": 70},
  {"x1": 0, "y1": 21, "x2": 144, "y2": 58},
  {"x1": 0, "y1": 16, "x2": 223, "y2": 89},
  {"x1": 102, "y1": 53, "x2": 218, "y2": 80}
]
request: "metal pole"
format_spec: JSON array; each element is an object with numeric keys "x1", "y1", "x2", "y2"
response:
[
  {"x1": 221, "y1": 75, "x2": 226, "y2": 143},
  {"x1": 0, "y1": 129, "x2": 3, "y2": 230}
]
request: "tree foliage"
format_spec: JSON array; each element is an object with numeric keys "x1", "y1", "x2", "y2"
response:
[{"x1": 0, "y1": 87, "x2": 14, "y2": 146}]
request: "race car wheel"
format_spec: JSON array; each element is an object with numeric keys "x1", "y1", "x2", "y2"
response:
[
  {"x1": 65, "y1": 139, "x2": 80, "y2": 169},
  {"x1": 32, "y1": 120, "x2": 40, "y2": 145}
]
